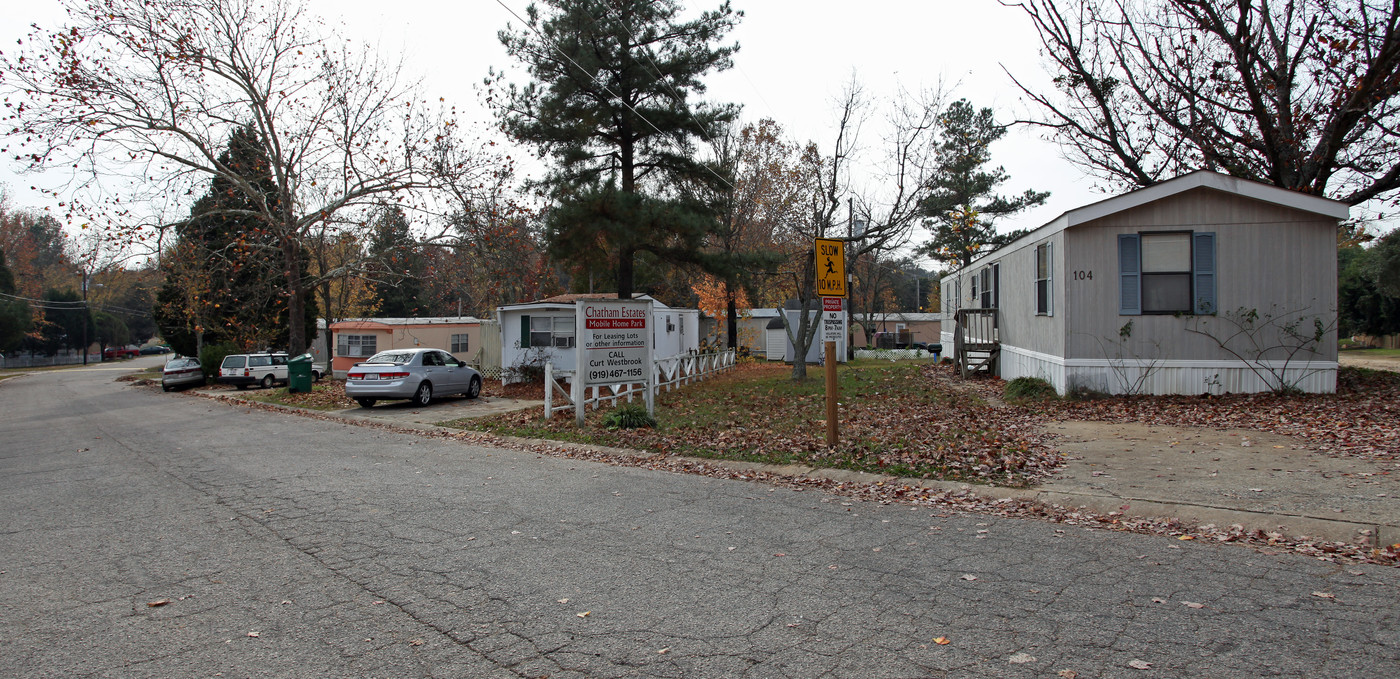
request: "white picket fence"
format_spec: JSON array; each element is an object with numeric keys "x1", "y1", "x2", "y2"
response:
[{"x1": 544, "y1": 349, "x2": 736, "y2": 424}]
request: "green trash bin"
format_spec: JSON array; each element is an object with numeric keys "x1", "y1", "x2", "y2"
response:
[{"x1": 288, "y1": 353, "x2": 314, "y2": 393}]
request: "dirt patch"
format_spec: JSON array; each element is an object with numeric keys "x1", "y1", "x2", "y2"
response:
[
  {"x1": 1339, "y1": 353, "x2": 1400, "y2": 373},
  {"x1": 1042, "y1": 419, "x2": 1400, "y2": 543}
]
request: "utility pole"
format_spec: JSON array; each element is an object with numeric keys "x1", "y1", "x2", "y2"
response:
[{"x1": 81, "y1": 270, "x2": 89, "y2": 365}]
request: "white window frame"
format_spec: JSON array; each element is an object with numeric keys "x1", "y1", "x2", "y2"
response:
[
  {"x1": 337, "y1": 333, "x2": 378, "y2": 357},
  {"x1": 1035, "y1": 243, "x2": 1053, "y2": 316},
  {"x1": 450, "y1": 333, "x2": 470, "y2": 353}
]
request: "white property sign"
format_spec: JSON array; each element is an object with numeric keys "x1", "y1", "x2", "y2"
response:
[
  {"x1": 822, "y1": 310, "x2": 845, "y2": 342},
  {"x1": 576, "y1": 300, "x2": 655, "y2": 423}
]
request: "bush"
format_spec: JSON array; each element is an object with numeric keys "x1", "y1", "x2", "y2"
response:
[
  {"x1": 199, "y1": 342, "x2": 239, "y2": 384},
  {"x1": 1004, "y1": 376, "x2": 1058, "y2": 403},
  {"x1": 601, "y1": 403, "x2": 657, "y2": 429}
]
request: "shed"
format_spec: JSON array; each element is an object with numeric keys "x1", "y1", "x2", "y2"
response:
[{"x1": 939, "y1": 170, "x2": 1348, "y2": 395}]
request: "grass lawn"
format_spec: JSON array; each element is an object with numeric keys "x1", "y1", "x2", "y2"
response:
[{"x1": 445, "y1": 359, "x2": 1060, "y2": 486}]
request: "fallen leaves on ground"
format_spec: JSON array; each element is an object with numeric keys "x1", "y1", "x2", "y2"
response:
[{"x1": 466, "y1": 361, "x2": 1062, "y2": 486}]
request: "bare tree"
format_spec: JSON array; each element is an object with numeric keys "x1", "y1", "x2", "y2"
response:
[
  {"x1": 777, "y1": 80, "x2": 948, "y2": 380},
  {"x1": 1003, "y1": 0, "x2": 1400, "y2": 204},
  {"x1": 1, "y1": 0, "x2": 473, "y2": 352}
]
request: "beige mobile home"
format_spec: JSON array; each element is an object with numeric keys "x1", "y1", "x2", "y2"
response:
[{"x1": 940, "y1": 171, "x2": 1349, "y2": 395}]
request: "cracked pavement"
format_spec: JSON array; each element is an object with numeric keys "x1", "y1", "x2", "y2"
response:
[{"x1": 2, "y1": 362, "x2": 1397, "y2": 678}]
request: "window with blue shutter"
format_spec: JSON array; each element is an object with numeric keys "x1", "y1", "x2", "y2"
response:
[
  {"x1": 1120, "y1": 231, "x2": 1218, "y2": 315},
  {"x1": 1193, "y1": 232, "x2": 1216, "y2": 314},
  {"x1": 1118, "y1": 234, "x2": 1141, "y2": 315}
]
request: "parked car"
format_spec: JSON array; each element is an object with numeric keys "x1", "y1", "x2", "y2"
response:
[
  {"x1": 217, "y1": 352, "x2": 290, "y2": 389},
  {"x1": 161, "y1": 357, "x2": 204, "y2": 391},
  {"x1": 103, "y1": 346, "x2": 141, "y2": 360},
  {"x1": 140, "y1": 345, "x2": 172, "y2": 355},
  {"x1": 345, "y1": 347, "x2": 482, "y2": 408}
]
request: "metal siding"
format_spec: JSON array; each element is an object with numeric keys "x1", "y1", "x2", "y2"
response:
[{"x1": 1065, "y1": 189, "x2": 1338, "y2": 363}]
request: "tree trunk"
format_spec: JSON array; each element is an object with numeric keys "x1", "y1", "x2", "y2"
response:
[
  {"x1": 617, "y1": 246, "x2": 635, "y2": 300},
  {"x1": 725, "y1": 287, "x2": 738, "y2": 349},
  {"x1": 284, "y1": 238, "x2": 307, "y2": 354}
]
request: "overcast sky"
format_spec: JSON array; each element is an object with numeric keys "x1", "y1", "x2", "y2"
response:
[{"x1": 1, "y1": 0, "x2": 1118, "y2": 256}]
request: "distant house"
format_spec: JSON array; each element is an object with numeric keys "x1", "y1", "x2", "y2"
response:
[
  {"x1": 853, "y1": 312, "x2": 942, "y2": 348},
  {"x1": 496, "y1": 294, "x2": 700, "y2": 383},
  {"x1": 328, "y1": 317, "x2": 484, "y2": 377},
  {"x1": 939, "y1": 170, "x2": 1349, "y2": 395}
]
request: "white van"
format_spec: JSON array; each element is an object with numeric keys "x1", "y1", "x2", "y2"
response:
[{"x1": 217, "y1": 353, "x2": 289, "y2": 389}]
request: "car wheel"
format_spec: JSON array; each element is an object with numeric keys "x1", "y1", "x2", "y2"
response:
[
  {"x1": 355, "y1": 398, "x2": 377, "y2": 408},
  {"x1": 413, "y1": 382, "x2": 433, "y2": 407},
  {"x1": 466, "y1": 376, "x2": 482, "y2": 399},
  {"x1": 162, "y1": 384, "x2": 171, "y2": 392},
  {"x1": 313, "y1": 370, "x2": 323, "y2": 382},
  {"x1": 261, "y1": 374, "x2": 275, "y2": 389}
]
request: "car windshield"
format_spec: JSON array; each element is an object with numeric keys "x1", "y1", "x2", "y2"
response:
[{"x1": 365, "y1": 351, "x2": 415, "y2": 365}]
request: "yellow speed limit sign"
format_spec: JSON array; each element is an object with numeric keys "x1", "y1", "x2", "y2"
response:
[{"x1": 815, "y1": 238, "x2": 846, "y2": 297}]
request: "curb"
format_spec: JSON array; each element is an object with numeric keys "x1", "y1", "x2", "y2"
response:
[{"x1": 191, "y1": 388, "x2": 1395, "y2": 547}]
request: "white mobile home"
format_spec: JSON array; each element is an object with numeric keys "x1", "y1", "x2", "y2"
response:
[
  {"x1": 497, "y1": 294, "x2": 700, "y2": 383},
  {"x1": 940, "y1": 171, "x2": 1349, "y2": 395}
]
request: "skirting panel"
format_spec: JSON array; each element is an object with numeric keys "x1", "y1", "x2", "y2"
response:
[{"x1": 995, "y1": 344, "x2": 1337, "y2": 395}]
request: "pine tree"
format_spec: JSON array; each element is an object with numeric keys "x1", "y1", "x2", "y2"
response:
[
  {"x1": 919, "y1": 100, "x2": 1049, "y2": 269},
  {"x1": 496, "y1": 0, "x2": 741, "y2": 298},
  {"x1": 366, "y1": 205, "x2": 428, "y2": 317},
  {"x1": 154, "y1": 126, "x2": 318, "y2": 354},
  {"x1": 0, "y1": 248, "x2": 32, "y2": 353}
]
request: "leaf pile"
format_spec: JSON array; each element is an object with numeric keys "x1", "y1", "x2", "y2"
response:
[
  {"x1": 1045, "y1": 367, "x2": 1400, "y2": 460},
  {"x1": 459, "y1": 361, "x2": 1063, "y2": 486}
]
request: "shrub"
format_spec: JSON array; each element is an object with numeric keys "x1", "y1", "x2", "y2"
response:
[
  {"x1": 199, "y1": 342, "x2": 239, "y2": 384},
  {"x1": 602, "y1": 403, "x2": 657, "y2": 429},
  {"x1": 1004, "y1": 376, "x2": 1058, "y2": 403}
]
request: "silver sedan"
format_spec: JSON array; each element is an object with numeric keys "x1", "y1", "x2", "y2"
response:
[
  {"x1": 345, "y1": 348, "x2": 482, "y2": 408},
  {"x1": 161, "y1": 357, "x2": 205, "y2": 392}
]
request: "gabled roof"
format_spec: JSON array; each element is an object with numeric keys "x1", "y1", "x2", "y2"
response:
[
  {"x1": 942, "y1": 170, "x2": 1350, "y2": 280},
  {"x1": 497, "y1": 293, "x2": 670, "y2": 313}
]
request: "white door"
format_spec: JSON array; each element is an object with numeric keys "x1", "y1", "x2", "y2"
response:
[{"x1": 765, "y1": 328, "x2": 785, "y2": 361}]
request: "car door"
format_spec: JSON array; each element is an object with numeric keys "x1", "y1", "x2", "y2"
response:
[
  {"x1": 428, "y1": 351, "x2": 460, "y2": 392},
  {"x1": 439, "y1": 351, "x2": 467, "y2": 393}
]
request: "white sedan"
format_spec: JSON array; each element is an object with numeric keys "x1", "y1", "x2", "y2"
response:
[{"x1": 345, "y1": 348, "x2": 482, "y2": 408}]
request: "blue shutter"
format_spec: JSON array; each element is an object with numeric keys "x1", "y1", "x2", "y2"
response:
[
  {"x1": 1193, "y1": 232, "x2": 1217, "y2": 315},
  {"x1": 1118, "y1": 234, "x2": 1141, "y2": 315},
  {"x1": 520, "y1": 315, "x2": 531, "y2": 348}
]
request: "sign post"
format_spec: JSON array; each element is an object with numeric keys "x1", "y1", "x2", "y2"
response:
[
  {"x1": 815, "y1": 240, "x2": 846, "y2": 448},
  {"x1": 576, "y1": 300, "x2": 654, "y2": 426}
]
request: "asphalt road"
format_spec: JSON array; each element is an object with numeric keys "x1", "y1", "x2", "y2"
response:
[{"x1": 2, "y1": 360, "x2": 1397, "y2": 678}]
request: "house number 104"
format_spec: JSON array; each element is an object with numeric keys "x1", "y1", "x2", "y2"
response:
[{"x1": 1073, "y1": 270, "x2": 1093, "y2": 280}]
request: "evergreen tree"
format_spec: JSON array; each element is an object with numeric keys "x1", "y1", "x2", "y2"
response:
[
  {"x1": 919, "y1": 100, "x2": 1049, "y2": 269},
  {"x1": 366, "y1": 205, "x2": 428, "y2": 317},
  {"x1": 496, "y1": 0, "x2": 741, "y2": 298},
  {"x1": 0, "y1": 248, "x2": 32, "y2": 353},
  {"x1": 154, "y1": 125, "x2": 317, "y2": 354}
]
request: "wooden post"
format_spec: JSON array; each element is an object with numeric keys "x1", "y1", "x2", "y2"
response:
[{"x1": 824, "y1": 340, "x2": 838, "y2": 447}]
